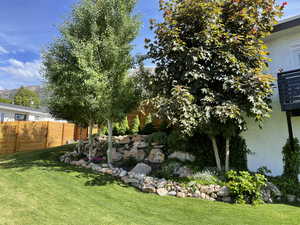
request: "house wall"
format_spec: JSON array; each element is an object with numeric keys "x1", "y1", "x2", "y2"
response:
[
  {"x1": 243, "y1": 26, "x2": 300, "y2": 176},
  {"x1": 0, "y1": 108, "x2": 56, "y2": 122}
]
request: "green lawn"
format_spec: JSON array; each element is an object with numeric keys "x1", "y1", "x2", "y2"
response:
[{"x1": 0, "y1": 146, "x2": 300, "y2": 225}]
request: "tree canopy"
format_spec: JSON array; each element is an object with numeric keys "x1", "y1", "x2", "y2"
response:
[
  {"x1": 43, "y1": 0, "x2": 140, "y2": 165},
  {"x1": 13, "y1": 86, "x2": 40, "y2": 108},
  {"x1": 143, "y1": 0, "x2": 285, "y2": 171}
]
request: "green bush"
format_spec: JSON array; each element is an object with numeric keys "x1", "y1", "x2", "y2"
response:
[
  {"x1": 226, "y1": 170, "x2": 267, "y2": 205},
  {"x1": 282, "y1": 137, "x2": 300, "y2": 182},
  {"x1": 269, "y1": 176, "x2": 300, "y2": 198},
  {"x1": 129, "y1": 115, "x2": 140, "y2": 134},
  {"x1": 118, "y1": 117, "x2": 130, "y2": 135},
  {"x1": 140, "y1": 114, "x2": 157, "y2": 135},
  {"x1": 167, "y1": 130, "x2": 188, "y2": 153},
  {"x1": 145, "y1": 132, "x2": 168, "y2": 146}
]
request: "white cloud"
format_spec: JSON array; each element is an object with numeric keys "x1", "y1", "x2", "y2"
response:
[
  {"x1": 0, "y1": 58, "x2": 42, "y2": 79},
  {"x1": 0, "y1": 45, "x2": 8, "y2": 54}
]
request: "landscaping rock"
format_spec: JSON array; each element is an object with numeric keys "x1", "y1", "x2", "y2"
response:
[
  {"x1": 168, "y1": 151, "x2": 195, "y2": 162},
  {"x1": 147, "y1": 149, "x2": 165, "y2": 163},
  {"x1": 217, "y1": 186, "x2": 230, "y2": 197},
  {"x1": 168, "y1": 191, "x2": 177, "y2": 196},
  {"x1": 174, "y1": 166, "x2": 193, "y2": 178},
  {"x1": 142, "y1": 184, "x2": 156, "y2": 193},
  {"x1": 177, "y1": 192, "x2": 186, "y2": 198},
  {"x1": 119, "y1": 170, "x2": 128, "y2": 177},
  {"x1": 123, "y1": 148, "x2": 145, "y2": 161},
  {"x1": 130, "y1": 163, "x2": 152, "y2": 176},
  {"x1": 112, "y1": 151, "x2": 123, "y2": 162},
  {"x1": 157, "y1": 188, "x2": 168, "y2": 196},
  {"x1": 222, "y1": 196, "x2": 232, "y2": 203}
]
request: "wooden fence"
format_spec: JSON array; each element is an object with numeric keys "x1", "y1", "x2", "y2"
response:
[{"x1": 0, "y1": 121, "x2": 80, "y2": 155}]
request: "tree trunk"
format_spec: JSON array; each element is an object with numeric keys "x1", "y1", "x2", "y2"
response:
[
  {"x1": 210, "y1": 136, "x2": 222, "y2": 171},
  {"x1": 225, "y1": 137, "x2": 231, "y2": 172},
  {"x1": 88, "y1": 120, "x2": 94, "y2": 161},
  {"x1": 107, "y1": 119, "x2": 113, "y2": 168}
]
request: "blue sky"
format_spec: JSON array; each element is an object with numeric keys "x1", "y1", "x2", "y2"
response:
[{"x1": 0, "y1": 0, "x2": 298, "y2": 90}]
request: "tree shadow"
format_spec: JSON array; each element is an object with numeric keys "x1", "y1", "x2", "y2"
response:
[{"x1": 0, "y1": 144, "x2": 121, "y2": 187}]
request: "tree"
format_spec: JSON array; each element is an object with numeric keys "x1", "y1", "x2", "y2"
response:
[
  {"x1": 144, "y1": 0, "x2": 285, "y2": 171},
  {"x1": 43, "y1": 0, "x2": 140, "y2": 166},
  {"x1": 13, "y1": 86, "x2": 40, "y2": 108}
]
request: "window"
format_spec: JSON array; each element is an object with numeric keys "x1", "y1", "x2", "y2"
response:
[{"x1": 15, "y1": 113, "x2": 27, "y2": 121}]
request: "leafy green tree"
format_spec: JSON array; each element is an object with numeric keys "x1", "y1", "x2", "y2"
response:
[
  {"x1": 144, "y1": 0, "x2": 285, "y2": 171},
  {"x1": 43, "y1": 0, "x2": 140, "y2": 166},
  {"x1": 13, "y1": 86, "x2": 40, "y2": 108}
]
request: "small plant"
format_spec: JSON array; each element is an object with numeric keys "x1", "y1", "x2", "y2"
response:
[
  {"x1": 129, "y1": 115, "x2": 140, "y2": 135},
  {"x1": 282, "y1": 137, "x2": 300, "y2": 182},
  {"x1": 117, "y1": 117, "x2": 130, "y2": 135},
  {"x1": 191, "y1": 170, "x2": 221, "y2": 185},
  {"x1": 226, "y1": 170, "x2": 267, "y2": 205}
]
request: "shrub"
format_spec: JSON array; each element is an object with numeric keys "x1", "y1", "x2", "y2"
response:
[
  {"x1": 226, "y1": 170, "x2": 267, "y2": 205},
  {"x1": 118, "y1": 117, "x2": 130, "y2": 135},
  {"x1": 282, "y1": 137, "x2": 300, "y2": 182},
  {"x1": 146, "y1": 132, "x2": 168, "y2": 146},
  {"x1": 191, "y1": 170, "x2": 222, "y2": 185},
  {"x1": 140, "y1": 114, "x2": 157, "y2": 134},
  {"x1": 269, "y1": 176, "x2": 300, "y2": 198},
  {"x1": 129, "y1": 115, "x2": 140, "y2": 134},
  {"x1": 167, "y1": 130, "x2": 188, "y2": 153},
  {"x1": 257, "y1": 166, "x2": 272, "y2": 176}
]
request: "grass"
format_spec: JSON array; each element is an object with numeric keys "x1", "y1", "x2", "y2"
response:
[{"x1": 0, "y1": 146, "x2": 300, "y2": 225}]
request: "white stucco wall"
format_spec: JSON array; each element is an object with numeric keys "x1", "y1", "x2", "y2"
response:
[
  {"x1": 243, "y1": 26, "x2": 300, "y2": 176},
  {"x1": 0, "y1": 108, "x2": 56, "y2": 122}
]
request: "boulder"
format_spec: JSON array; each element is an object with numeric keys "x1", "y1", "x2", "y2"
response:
[
  {"x1": 123, "y1": 148, "x2": 145, "y2": 161},
  {"x1": 157, "y1": 188, "x2": 168, "y2": 196},
  {"x1": 174, "y1": 166, "x2": 193, "y2": 178},
  {"x1": 168, "y1": 191, "x2": 177, "y2": 196},
  {"x1": 147, "y1": 149, "x2": 165, "y2": 163},
  {"x1": 112, "y1": 151, "x2": 123, "y2": 162},
  {"x1": 217, "y1": 186, "x2": 230, "y2": 197},
  {"x1": 177, "y1": 192, "x2": 186, "y2": 198},
  {"x1": 142, "y1": 184, "x2": 156, "y2": 193},
  {"x1": 168, "y1": 151, "x2": 195, "y2": 162},
  {"x1": 119, "y1": 170, "x2": 128, "y2": 177},
  {"x1": 130, "y1": 163, "x2": 152, "y2": 176}
]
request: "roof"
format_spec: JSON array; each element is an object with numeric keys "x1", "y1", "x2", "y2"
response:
[
  {"x1": 0, "y1": 102, "x2": 50, "y2": 115},
  {"x1": 273, "y1": 14, "x2": 300, "y2": 33}
]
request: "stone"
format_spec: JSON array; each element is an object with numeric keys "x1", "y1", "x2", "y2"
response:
[
  {"x1": 193, "y1": 190, "x2": 201, "y2": 198},
  {"x1": 78, "y1": 159, "x2": 87, "y2": 166},
  {"x1": 174, "y1": 166, "x2": 193, "y2": 178},
  {"x1": 168, "y1": 151, "x2": 195, "y2": 162},
  {"x1": 222, "y1": 196, "x2": 232, "y2": 203},
  {"x1": 177, "y1": 192, "x2": 186, "y2": 198},
  {"x1": 168, "y1": 191, "x2": 177, "y2": 196},
  {"x1": 130, "y1": 163, "x2": 152, "y2": 176},
  {"x1": 119, "y1": 170, "x2": 128, "y2": 177},
  {"x1": 136, "y1": 141, "x2": 148, "y2": 149},
  {"x1": 211, "y1": 193, "x2": 218, "y2": 199},
  {"x1": 112, "y1": 151, "x2": 123, "y2": 162},
  {"x1": 147, "y1": 149, "x2": 165, "y2": 163},
  {"x1": 123, "y1": 148, "x2": 145, "y2": 161},
  {"x1": 142, "y1": 184, "x2": 156, "y2": 193},
  {"x1": 157, "y1": 179, "x2": 167, "y2": 188},
  {"x1": 157, "y1": 188, "x2": 168, "y2": 196},
  {"x1": 217, "y1": 186, "x2": 230, "y2": 197},
  {"x1": 265, "y1": 182, "x2": 282, "y2": 197},
  {"x1": 287, "y1": 194, "x2": 296, "y2": 203}
]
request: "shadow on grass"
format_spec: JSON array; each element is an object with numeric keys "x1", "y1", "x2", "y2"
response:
[{"x1": 0, "y1": 144, "x2": 124, "y2": 187}]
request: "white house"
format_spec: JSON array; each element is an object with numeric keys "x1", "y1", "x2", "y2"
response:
[
  {"x1": 0, "y1": 102, "x2": 57, "y2": 122},
  {"x1": 243, "y1": 15, "x2": 300, "y2": 176}
]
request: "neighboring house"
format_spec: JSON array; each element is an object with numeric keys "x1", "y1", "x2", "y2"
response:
[
  {"x1": 0, "y1": 102, "x2": 57, "y2": 122},
  {"x1": 243, "y1": 15, "x2": 300, "y2": 176}
]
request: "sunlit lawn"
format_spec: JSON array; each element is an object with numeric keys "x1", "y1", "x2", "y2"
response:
[{"x1": 0, "y1": 145, "x2": 300, "y2": 225}]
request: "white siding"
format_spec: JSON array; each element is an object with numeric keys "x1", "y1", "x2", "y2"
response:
[
  {"x1": 243, "y1": 26, "x2": 300, "y2": 176},
  {"x1": 0, "y1": 108, "x2": 56, "y2": 122}
]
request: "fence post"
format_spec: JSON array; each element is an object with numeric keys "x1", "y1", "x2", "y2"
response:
[
  {"x1": 61, "y1": 123, "x2": 65, "y2": 145},
  {"x1": 45, "y1": 121, "x2": 50, "y2": 149},
  {"x1": 14, "y1": 121, "x2": 20, "y2": 153}
]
